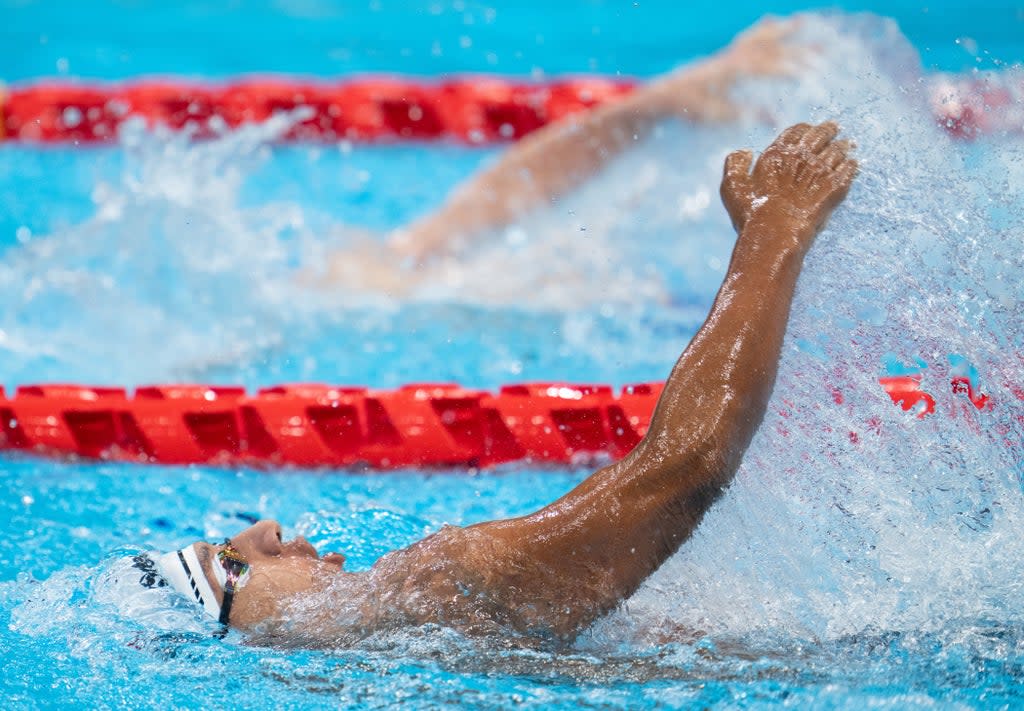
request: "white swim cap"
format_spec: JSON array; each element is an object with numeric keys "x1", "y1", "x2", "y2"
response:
[
  {"x1": 155, "y1": 545, "x2": 222, "y2": 621},
  {"x1": 91, "y1": 553, "x2": 212, "y2": 634}
]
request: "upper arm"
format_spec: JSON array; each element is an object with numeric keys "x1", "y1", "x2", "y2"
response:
[{"x1": 378, "y1": 447, "x2": 714, "y2": 637}]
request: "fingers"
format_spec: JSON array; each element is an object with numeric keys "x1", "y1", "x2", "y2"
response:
[
  {"x1": 776, "y1": 122, "x2": 812, "y2": 146},
  {"x1": 754, "y1": 121, "x2": 858, "y2": 203},
  {"x1": 818, "y1": 139, "x2": 855, "y2": 169},
  {"x1": 833, "y1": 159, "x2": 859, "y2": 188},
  {"x1": 799, "y1": 121, "x2": 840, "y2": 154},
  {"x1": 724, "y1": 149, "x2": 754, "y2": 178},
  {"x1": 775, "y1": 121, "x2": 841, "y2": 154}
]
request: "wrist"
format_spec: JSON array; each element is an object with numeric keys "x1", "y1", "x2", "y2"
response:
[
  {"x1": 746, "y1": 201, "x2": 815, "y2": 240},
  {"x1": 629, "y1": 59, "x2": 724, "y2": 114},
  {"x1": 734, "y1": 205, "x2": 814, "y2": 267}
]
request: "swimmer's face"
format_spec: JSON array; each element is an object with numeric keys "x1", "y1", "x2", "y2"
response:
[{"x1": 192, "y1": 519, "x2": 347, "y2": 629}]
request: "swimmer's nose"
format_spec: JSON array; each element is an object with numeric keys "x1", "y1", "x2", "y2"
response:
[{"x1": 232, "y1": 519, "x2": 284, "y2": 556}]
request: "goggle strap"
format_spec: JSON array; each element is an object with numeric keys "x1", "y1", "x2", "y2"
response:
[{"x1": 219, "y1": 582, "x2": 235, "y2": 626}]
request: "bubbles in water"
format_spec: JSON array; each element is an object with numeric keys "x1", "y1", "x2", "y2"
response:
[
  {"x1": 591, "y1": 13, "x2": 1024, "y2": 646},
  {"x1": 0, "y1": 111, "x2": 327, "y2": 384},
  {"x1": 0, "y1": 9, "x2": 1022, "y2": 659}
]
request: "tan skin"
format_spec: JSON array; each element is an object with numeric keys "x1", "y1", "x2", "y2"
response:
[
  {"x1": 186, "y1": 122, "x2": 857, "y2": 647},
  {"x1": 322, "y1": 18, "x2": 808, "y2": 293}
]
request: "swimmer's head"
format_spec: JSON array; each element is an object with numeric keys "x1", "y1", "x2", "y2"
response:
[
  {"x1": 150, "y1": 520, "x2": 347, "y2": 629},
  {"x1": 152, "y1": 543, "x2": 249, "y2": 624},
  {"x1": 92, "y1": 553, "x2": 213, "y2": 634}
]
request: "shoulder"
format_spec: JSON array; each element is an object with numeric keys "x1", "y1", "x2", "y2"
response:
[
  {"x1": 362, "y1": 524, "x2": 509, "y2": 628},
  {"x1": 382, "y1": 524, "x2": 508, "y2": 581},
  {"x1": 369, "y1": 524, "x2": 502, "y2": 601}
]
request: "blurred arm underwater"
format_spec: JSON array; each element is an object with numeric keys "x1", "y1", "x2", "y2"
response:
[{"x1": 321, "y1": 18, "x2": 807, "y2": 291}]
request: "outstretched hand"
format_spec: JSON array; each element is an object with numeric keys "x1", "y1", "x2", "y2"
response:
[{"x1": 720, "y1": 121, "x2": 858, "y2": 253}]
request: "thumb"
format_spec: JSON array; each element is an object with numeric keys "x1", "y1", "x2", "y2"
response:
[{"x1": 723, "y1": 149, "x2": 754, "y2": 183}]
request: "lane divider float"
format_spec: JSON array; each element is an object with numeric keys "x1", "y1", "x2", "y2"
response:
[
  {"x1": 0, "y1": 77, "x2": 634, "y2": 144},
  {"x1": 0, "y1": 376, "x2": 1013, "y2": 469},
  {"x1": 0, "y1": 74, "x2": 1019, "y2": 145}
]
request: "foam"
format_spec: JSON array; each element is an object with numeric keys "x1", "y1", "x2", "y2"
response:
[
  {"x1": 1, "y1": 10, "x2": 1022, "y2": 650},
  {"x1": 587, "y1": 13, "x2": 1024, "y2": 646}
]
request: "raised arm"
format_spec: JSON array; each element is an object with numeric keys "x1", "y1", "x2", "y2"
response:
[
  {"x1": 211, "y1": 122, "x2": 855, "y2": 648},
  {"x1": 462, "y1": 122, "x2": 856, "y2": 637},
  {"x1": 387, "y1": 19, "x2": 801, "y2": 264}
]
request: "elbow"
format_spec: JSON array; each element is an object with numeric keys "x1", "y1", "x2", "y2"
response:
[
  {"x1": 638, "y1": 421, "x2": 747, "y2": 496},
  {"x1": 686, "y1": 428, "x2": 743, "y2": 497}
]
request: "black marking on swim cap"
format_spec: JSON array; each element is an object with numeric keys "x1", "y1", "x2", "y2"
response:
[
  {"x1": 132, "y1": 554, "x2": 167, "y2": 589},
  {"x1": 176, "y1": 550, "x2": 205, "y2": 606}
]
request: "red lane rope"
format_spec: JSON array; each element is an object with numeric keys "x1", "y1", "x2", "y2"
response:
[
  {"x1": 1, "y1": 75, "x2": 1018, "y2": 144},
  {"x1": 0, "y1": 377, "x2": 1013, "y2": 469},
  {"x1": 0, "y1": 75, "x2": 1019, "y2": 469},
  {"x1": 0, "y1": 77, "x2": 635, "y2": 144}
]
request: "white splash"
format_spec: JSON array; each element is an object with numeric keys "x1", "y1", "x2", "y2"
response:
[
  {"x1": 588, "y1": 13, "x2": 1024, "y2": 647},
  {"x1": 0, "y1": 9, "x2": 1021, "y2": 653}
]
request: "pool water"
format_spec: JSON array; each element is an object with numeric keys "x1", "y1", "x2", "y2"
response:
[{"x1": 2, "y1": 2, "x2": 1024, "y2": 708}]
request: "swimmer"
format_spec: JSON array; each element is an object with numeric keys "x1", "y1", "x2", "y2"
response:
[
  {"x1": 324, "y1": 18, "x2": 808, "y2": 292},
  {"x1": 140, "y1": 121, "x2": 857, "y2": 647}
]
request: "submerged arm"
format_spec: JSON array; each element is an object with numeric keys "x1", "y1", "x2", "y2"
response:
[
  {"x1": 386, "y1": 93, "x2": 666, "y2": 262},
  {"x1": 387, "y1": 19, "x2": 802, "y2": 264},
  {"x1": 468, "y1": 122, "x2": 857, "y2": 636}
]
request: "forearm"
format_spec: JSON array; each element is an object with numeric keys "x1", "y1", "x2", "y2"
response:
[
  {"x1": 504, "y1": 213, "x2": 808, "y2": 597},
  {"x1": 391, "y1": 61, "x2": 737, "y2": 262},
  {"x1": 642, "y1": 214, "x2": 805, "y2": 474},
  {"x1": 390, "y1": 95, "x2": 663, "y2": 261},
  {"x1": 590, "y1": 215, "x2": 802, "y2": 504}
]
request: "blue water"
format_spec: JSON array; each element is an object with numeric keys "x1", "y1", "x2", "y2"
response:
[
  {"x1": 2, "y1": 2, "x2": 1024, "y2": 709},
  {"x1": 2, "y1": 0, "x2": 1022, "y2": 79}
]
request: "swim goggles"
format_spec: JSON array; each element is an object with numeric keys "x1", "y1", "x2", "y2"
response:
[
  {"x1": 213, "y1": 541, "x2": 251, "y2": 625},
  {"x1": 155, "y1": 540, "x2": 252, "y2": 625}
]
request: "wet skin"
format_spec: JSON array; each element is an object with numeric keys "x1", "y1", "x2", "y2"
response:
[
  {"x1": 193, "y1": 521, "x2": 349, "y2": 630},
  {"x1": 190, "y1": 122, "x2": 857, "y2": 647}
]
